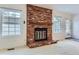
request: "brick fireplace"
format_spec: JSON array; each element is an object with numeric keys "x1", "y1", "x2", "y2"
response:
[{"x1": 27, "y1": 4, "x2": 53, "y2": 48}]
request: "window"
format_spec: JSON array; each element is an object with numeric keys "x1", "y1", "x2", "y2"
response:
[
  {"x1": 66, "y1": 20, "x2": 71, "y2": 35},
  {"x1": 53, "y1": 16, "x2": 61, "y2": 33},
  {"x1": 0, "y1": 8, "x2": 21, "y2": 36}
]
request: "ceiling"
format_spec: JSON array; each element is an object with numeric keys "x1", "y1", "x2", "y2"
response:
[{"x1": 53, "y1": 4, "x2": 79, "y2": 15}]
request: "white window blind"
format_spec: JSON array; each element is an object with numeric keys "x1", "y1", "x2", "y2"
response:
[
  {"x1": 0, "y1": 8, "x2": 21, "y2": 36},
  {"x1": 53, "y1": 16, "x2": 61, "y2": 33}
]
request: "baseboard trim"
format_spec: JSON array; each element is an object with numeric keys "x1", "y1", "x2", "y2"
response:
[
  {"x1": 7, "y1": 48, "x2": 15, "y2": 51},
  {"x1": 0, "y1": 45, "x2": 26, "y2": 51},
  {"x1": 65, "y1": 37, "x2": 73, "y2": 39}
]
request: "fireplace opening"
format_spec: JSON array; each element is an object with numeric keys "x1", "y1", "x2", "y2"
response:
[{"x1": 34, "y1": 28, "x2": 47, "y2": 41}]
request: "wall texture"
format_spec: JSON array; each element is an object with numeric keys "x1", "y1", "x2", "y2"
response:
[{"x1": 27, "y1": 4, "x2": 53, "y2": 48}]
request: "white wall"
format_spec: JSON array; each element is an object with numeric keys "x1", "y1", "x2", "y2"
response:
[
  {"x1": 0, "y1": 4, "x2": 26, "y2": 49},
  {"x1": 53, "y1": 10, "x2": 73, "y2": 41},
  {"x1": 73, "y1": 15, "x2": 79, "y2": 39}
]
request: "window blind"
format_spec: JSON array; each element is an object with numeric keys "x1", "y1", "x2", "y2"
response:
[{"x1": 0, "y1": 8, "x2": 21, "y2": 36}]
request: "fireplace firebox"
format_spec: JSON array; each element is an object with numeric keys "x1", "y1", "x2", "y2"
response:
[{"x1": 34, "y1": 28, "x2": 47, "y2": 41}]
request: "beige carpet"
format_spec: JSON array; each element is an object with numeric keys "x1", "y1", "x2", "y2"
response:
[{"x1": 0, "y1": 40, "x2": 79, "y2": 55}]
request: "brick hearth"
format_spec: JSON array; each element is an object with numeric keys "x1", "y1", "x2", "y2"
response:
[{"x1": 27, "y1": 4, "x2": 53, "y2": 48}]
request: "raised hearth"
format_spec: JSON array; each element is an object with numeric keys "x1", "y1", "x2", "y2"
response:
[{"x1": 27, "y1": 4, "x2": 53, "y2": 48}]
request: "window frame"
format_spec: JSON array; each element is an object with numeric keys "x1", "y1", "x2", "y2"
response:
[
  {"x1": 0, "y1": 7, "x2": 22, "y2": 37},
  {"x1": 53, "y1": 16, "x2": 62, "y2": 33}
]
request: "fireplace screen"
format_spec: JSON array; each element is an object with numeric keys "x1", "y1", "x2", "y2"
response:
[{"x1": 34, "y1": 28, "x2": 47, "y2": 41}]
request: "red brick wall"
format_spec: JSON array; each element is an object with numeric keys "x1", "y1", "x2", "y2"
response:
[{"x1": 27, "y1": 4, "x2": 53, "y2": 48}]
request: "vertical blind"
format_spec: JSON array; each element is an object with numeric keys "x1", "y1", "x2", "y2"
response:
[{"x1": 0, "y1": 8, "x2": 21, "y2": 36}]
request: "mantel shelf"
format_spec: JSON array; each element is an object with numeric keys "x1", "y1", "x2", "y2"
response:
[{"x1": 28, "y1": 21, "x2": 52, "y2": 25}]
